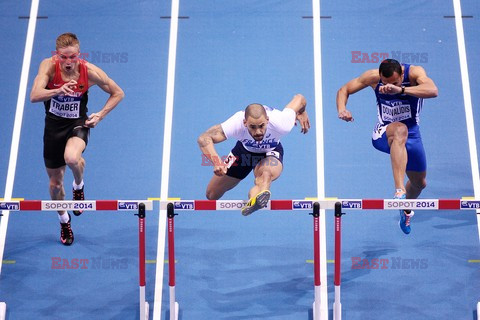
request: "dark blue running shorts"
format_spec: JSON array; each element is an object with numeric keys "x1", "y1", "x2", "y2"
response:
[{"x1": 225, "y1": 141, "x2": 284, "y2": 180}]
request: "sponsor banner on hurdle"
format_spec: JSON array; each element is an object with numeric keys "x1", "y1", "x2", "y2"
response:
[
  {"x1": 460, "y1": 200, "x2": 480, "y2": 210},
  {"x1": 118, "y1": 201, "x2": 153, "y2": 211},
  {"x1": 173, "y1": 201, "x2": 195, "y2": 210},
  {"x1": 42, "y1": 200, "x2": 97, "y2": 211},
  {"x1": 216, "y1": 200, "x2": 248, "y2": 210},
  {"x1": 292, "y1": 200, "x2": 314, "y2": 210},
  {"x1": 0, "y1": 201, "x2": 20, "y2": 211},
  {"x1": 1, "y1": 200, "x2": 152, "y2": 211},
  {"x1": 342, "y1": 200, "x2": 362, "y2": 209},
  {"x1": 384, "y1": 199, "x2": 438, "y2": 210},
  {"x1": 156, "y1": 199, "x2": 480, "y2": 211}
]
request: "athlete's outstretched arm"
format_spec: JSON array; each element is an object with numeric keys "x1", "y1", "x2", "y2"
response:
[
  {"x1": 336, "y1": 69, "x2": 378, "y2": 122},
  {"x1": 284, "y1": 94, "x2": 307, "y2": 114},
  {"x1": 284, "y1": 94, "x2": 310, "y2": 133},
  {"x1": 198, "y1": 125, "x2": 228, "y2": 176}
]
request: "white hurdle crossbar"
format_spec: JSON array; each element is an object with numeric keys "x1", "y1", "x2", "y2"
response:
[
  {"x1": 156, "y1": 198, "x2": 480, "y2": 211},
  {"x1": 4, "y1": 198, "x2": 477, "y2": 320},
  {"x1": 0, "y1": 200, "x2": 153, "y2": 320},
  {"x1": 159, "y1": 198, "x2": 479, "y2": 320}
]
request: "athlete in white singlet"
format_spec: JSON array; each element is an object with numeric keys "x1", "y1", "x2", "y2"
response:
[{"x1": 198, "y1": 94, "x2": 310, "y2": 216}]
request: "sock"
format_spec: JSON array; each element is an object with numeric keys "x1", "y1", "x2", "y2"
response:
[
  {"x1": 58, "y1": 212, "x2": 70, "y2": 223},
  {"x1": 73, "y1": 180, "x2": 84, "y2": 190}
]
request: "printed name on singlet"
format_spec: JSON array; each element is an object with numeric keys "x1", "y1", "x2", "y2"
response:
[
  {"x1": 381, "y1": 101, "x2": 411, "y2": 122},
  {"x1": 242, "y1": 138, "x2": 279, "y2": 150},
  {"x1": 49, "y1": 95, "x2": 81, "y2": 118}
]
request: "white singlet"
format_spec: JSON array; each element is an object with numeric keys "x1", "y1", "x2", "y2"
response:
[{"x1": 221, "y1": 105, "x2": 296, "y2": 153}]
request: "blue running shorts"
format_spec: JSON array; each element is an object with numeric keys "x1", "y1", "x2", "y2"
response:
[{"x1": 372, "y1": 124, "x2": 426, "y2": 172}]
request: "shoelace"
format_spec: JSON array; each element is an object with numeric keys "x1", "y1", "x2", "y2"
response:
[
  {"x1": 61, "y1": 222, "x2": 72, "y2": 238},
  {"x1": 404, "y1": 212, "x2": 412, "y2": 226},
  {"x1": 73, "y1": 189, "x2": 84, "y2": 200}
]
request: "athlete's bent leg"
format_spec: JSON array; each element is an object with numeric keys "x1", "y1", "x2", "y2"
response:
[
  {"x1": 64, "y1": 136, "x2": 86, "y2": 185},
  {"x1": 386, "y1": 122, "x2": 408, "y2": 192},
  {"x1": 206, "y1": 175, "x2": 242, "y2": 200},
  {"x1": 405, "y1": 170, "x2": 427, "y2": 199},
  {"x1": 248, "y1": 156, "x2": 283, "y2": 199}
]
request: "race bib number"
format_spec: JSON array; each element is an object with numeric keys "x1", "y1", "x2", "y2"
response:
[
  {"x1": 266, "y1": 150, "x2": 280, "y2": 159},
  {"x1": 49, "y1": 96, "x2": 81, "y2": 118},
  {"x1": 224, "y1": 152, "x2": 237, "y2": 169},
  {"x1": 381, "y1": 102, "x2": 411, "y2": 123}
]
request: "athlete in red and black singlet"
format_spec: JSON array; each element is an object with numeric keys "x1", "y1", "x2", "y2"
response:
[{"x1": 43, "y1": 58, "x2": 91, "y2": 169}]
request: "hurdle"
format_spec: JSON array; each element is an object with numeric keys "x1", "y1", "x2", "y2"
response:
[
  {"x1": 333, "y1": 202, "x2": 343, "y2": 320},
  {"x1": 0, "y1": 199, "x2": 153, "y2": 320},
  {"x1": 167, "y1": 203, "x2": 179, "y2": 320},
  {"x1": 160, "y1": 198, "x2": 480, "y2": 320}
]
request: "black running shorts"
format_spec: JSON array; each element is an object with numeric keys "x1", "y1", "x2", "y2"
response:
[{"x1": 43, "y1": 116, "x2": 89, "y2": 169}]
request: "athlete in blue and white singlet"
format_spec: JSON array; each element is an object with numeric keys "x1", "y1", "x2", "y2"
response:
[
  {"x1": 336, "y1": 59, "x2": 438, "y2": 234},
  {"x1": 372, "y1": 63, "x2": 426, "y2": 172}
]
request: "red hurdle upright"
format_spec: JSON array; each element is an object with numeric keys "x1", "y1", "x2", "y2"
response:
[
  {"x1": 311, "y1": 202, "x2": 321, "y2": 320},
  {"x1": 136, "y1": 203, "x2": 149, "y2": 320},
  {"x1": 333, "y1": 202, "x2": 344, "y2": 320},
  {"x1": 167, "y1": 203, "x2": 179, "y2": 320}
]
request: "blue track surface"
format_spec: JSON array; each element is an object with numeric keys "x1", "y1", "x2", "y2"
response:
[{"x1": 0, "y1": 1, "x2": 479, "y2": 319}]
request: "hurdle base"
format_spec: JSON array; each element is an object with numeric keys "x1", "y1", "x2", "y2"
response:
[
  {"x1": 144, "y1": 301, "x2": 149, "y2": 320},
  {"x1": 333, "y1": 301, "x2": 341, "y2": 320},
  {"x1": 0, "y1": 302, "x2": 6, "y2": 320},
  {"x1": 174, "y1": 302, "x2": 179, "y2": 320},
  {"x1": 312, "y1": 301, "x2": 320, "y2": 320},
  {"x1": 169, "y1": 302, "x2": 179, "y2": 320}
]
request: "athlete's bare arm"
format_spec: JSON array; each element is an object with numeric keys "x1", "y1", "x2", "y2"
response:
[
  {"x1": 336, "y1": 69, "x2": 379, "y2": 122},
  {"x1": 405, "y1": 65, "x2": 438, "y2": 98},
  {"x1": 30, "y1": 58, "x2": 77, "y2": 102},
  {"x1": 84, "y1": 62, "x2": 124, "y2": 128},
  {"x1": 198, "y1": 124, "x2": 228, "y2": 176},
  {"x1": 284, "y1": 94, "x2": 310, "y2": 133}
]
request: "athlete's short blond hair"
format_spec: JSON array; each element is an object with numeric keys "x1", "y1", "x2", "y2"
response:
[{"x1": 56, "y1": 33, "x2": 80, "y2": 51}]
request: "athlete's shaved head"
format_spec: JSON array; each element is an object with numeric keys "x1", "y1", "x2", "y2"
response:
[
  {"x1": 244, "y1": 103, "x2": 269, "y2": 142},
  {"x1": 244, "y1": 103, "x2": 267, "y2": 120}
]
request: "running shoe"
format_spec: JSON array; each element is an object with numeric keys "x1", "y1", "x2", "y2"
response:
[
  {"x1": 60, "y1": 213, "x2": 74, "y2": 246},
  {"x1": 394, "y1": 189, "x2": 414, "y2": 234},
  {"x1": 241, "y1": 190, "x2": 271, "y2": 216},
  {"x1": 72, "y1": 186, "x2": 84, "y2": 216}
]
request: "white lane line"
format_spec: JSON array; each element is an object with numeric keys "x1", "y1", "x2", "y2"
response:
[
  {"x1": 311, "y1": 0, "x2": 328, "y2": 318},
  {"x1": 0, "y1": 0, "x2": 40, "y2": 276},
  {"x1": 452, "y1": 0, "x2": 480, "y2": 241},
  {"x1": 153, "y1": 0, "x2": 180, "y2": 319}
]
